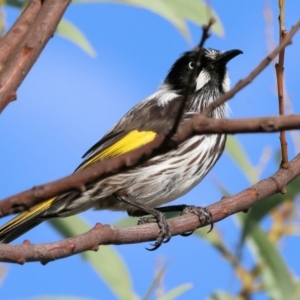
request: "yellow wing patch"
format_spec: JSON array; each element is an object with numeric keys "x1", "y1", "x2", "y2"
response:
[{"x1": 77, "y1": 130, "x2": 157, "y2": 171}]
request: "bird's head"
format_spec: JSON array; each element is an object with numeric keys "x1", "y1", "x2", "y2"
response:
[{"x1": 164, "y1": 48, "x2": 243, "y2": 96}]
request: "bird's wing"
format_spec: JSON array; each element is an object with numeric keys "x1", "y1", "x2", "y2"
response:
[
  {"x1": 76, "y1": 94, "x2": 185, "y2": 170},
  {"x1": 76, "y1": 130, "x2": 157, "y2": 171}
]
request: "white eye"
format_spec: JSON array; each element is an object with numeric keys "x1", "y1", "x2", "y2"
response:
[{"x1": 188, "y1": 62, "x2": 195, "y2": 69}]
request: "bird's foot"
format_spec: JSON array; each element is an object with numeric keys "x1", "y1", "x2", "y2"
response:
[
  {"x1": 117, "y1": 194, "x2": 172, "y2": 251},
  {"x1": 180, "y1": 205, "x2": 213, "y2": 237},
  {"x1": 137, "y1": 211, "x2": 171, "y2": 251}
]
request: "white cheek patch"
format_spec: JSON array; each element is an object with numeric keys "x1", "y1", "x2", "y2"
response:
[{"x1": 196, "y1": 70, "x2": 211, "y2": 91}]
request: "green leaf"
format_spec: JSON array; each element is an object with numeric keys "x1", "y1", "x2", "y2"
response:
[
  {"x1": 5, "y1": 2, "x2": 96, "y2": 56},
  {"x1": 49, "y1": 217, "x2": 138, "y2": 300},
  {"x1": 207, "y1": 291, "x2": 235, "y2": 300},
  {"x1": 225, "y1": 136, "x2": 258, "y2": 184},
  {"x1": 239, "y1": 175, "x2": 300, "y2": 246},
  {"x1": 30, "y1": 297, "x2": 95, "y2": 300},
  {"x1": 142, "y1": 264, "x2": 168, "y2": 300},
  {"x1": 72, "y1": 0, "x2": 223, "y2": 39},
  {"x1": 244, "y1": 222, "x2": 297, "y2": 300},
  {"x1": 5, "y1": 0, "x2": 23, "y2": 8},
  {"x1": 141, "y1": 261, "x2": 191, "y2": 300},
  {"x1": 56, "y1": 19, "x2": 96, "y2": 57},
  {"x1": 114, "y1": 216, "x2": 140, "y2": 227},
  {"x1": 193, "y1": 227, "x2": 225, "y2": 253},
  {"x1": 158, "y1": 283, "x2": 192, "y2": 300},
  {"x1": 163, "y1": 0, "x2": 223, "y2": 36},
  {"x1": 74, "y1": 0, "x2": 188, "y2": 38}
]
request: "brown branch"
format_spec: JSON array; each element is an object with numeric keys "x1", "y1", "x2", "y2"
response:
[
  {"x1": 1, "y1": 113, "x2": 300, "y2": 218},
  {"x1": 0, "y1": 0, "x2": 42, "y2": 64},
  {"x1": 177, "y1": 113, "x2": 300, "y2": 135},
  {"x1": 202, "y1": 20, "x2": 300, "y2": 117},
  {"x1": 276, "y1": 0, "x2": 289, "y2": 169},
  {"x1": 1, "y1": 151, "x2": 300, "y2": 264},
  {"x1": 0, "y1": 0, "x2": 72, "y2": 113}
]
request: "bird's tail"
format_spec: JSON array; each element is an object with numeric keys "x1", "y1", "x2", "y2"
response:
[{"x1": 0, "y1": 197, "x2": 56, "y2": 243}]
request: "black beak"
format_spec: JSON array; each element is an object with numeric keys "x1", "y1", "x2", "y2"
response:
[{"x1": 215, "y1": 49, "x2": 243, "y2": 65}]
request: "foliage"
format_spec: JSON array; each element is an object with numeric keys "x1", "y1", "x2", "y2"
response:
[{"x1": 4, "y1": 0, "x2": 223, "y2": 56}]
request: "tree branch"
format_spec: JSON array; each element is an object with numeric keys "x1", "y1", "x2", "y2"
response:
[
  {"x1": 0, "y1": 0, "x2": 72, "y2": 113},
  {"x1": 1, "y1": 113, "x2": 300, "y2": 218},
  {"x1": 1, "y1": 151, "x2": 299, "y2": 264},
  {"x1": 0, "y1": 0, "x2": 42, "y2": 64}
]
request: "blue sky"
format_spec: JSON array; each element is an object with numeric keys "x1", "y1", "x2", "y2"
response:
[{"x1": 1, "y1": 1, "x2": 300, "y2": 299}]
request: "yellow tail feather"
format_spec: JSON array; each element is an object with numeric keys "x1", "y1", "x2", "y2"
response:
[{"x1": 0, "y1": 197, "x2": 56, "y2": 241}]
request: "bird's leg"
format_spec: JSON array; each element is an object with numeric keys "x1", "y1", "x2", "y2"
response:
[
  {"x1": 132, "y1": 204, "x2": 213, "y2": 237},
  {"x1": 115, "y1": 195, "x2": 171, "y2": 251}
]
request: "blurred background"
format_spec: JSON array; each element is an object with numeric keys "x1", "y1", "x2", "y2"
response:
[{"x1": 1, "y1": 1, "x2": 300, "y2": 299}]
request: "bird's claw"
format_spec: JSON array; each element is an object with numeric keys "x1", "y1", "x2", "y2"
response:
[
  {"x1": 180, "y1": 205, "x2": 213, "y2": 236},
  {"x1": 138, "y1": 211, "x2": 171, "y2": 251}
]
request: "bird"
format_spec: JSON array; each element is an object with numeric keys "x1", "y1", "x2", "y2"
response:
[{"x1": 0, "y1": 47, "x2": 242, "y2": 249}]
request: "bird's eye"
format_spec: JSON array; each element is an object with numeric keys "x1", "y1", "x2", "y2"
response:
[{"x1": 188, "y1": 62, "x2": 195, "y2": 69}]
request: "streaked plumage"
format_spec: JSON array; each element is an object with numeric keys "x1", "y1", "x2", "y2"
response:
[{"x1": 0, "y1": 48, "x2": 242, "y2": 245}]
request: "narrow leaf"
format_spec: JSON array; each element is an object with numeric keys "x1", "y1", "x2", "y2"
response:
[
  {"x1": 159, "y1": 283, "x2": 192, "y2": 300},
  {"x1": 208, "y1": 291, "x2": 235, "y2": 300},
  {"x1": 240, "y1": 176, "x2": 300, "y2": 246},
  {"x1": 56, "y1": 19, "x2": 96, "y2": 57},
  {"x1": 143, "y1": 265, "x2": 168, "y2": 300},
  {"x1": 114, "y1": 216, "x2": 140, "y2": 227},
  {"x1": 193, "y1": 227, "x2": 225, "y2": 253},
  {"x1": 242, "y1": 221, "x2": 297, "y2": 300},
  {"x1": 72, "y1": 0, "x2": 224, "y2": 39},
  {"x1": 73, "y1": 0, "x2": 188, "y2": 38},
  {"x1": 5, "y1": 0, "x2": 23, "y2": 8},
  {"x1": 31, "y1": 297, "x2": 95, "y2": 300},
  {"x1": 163, "y1": 0, "x2": 223, "y2": 36}
]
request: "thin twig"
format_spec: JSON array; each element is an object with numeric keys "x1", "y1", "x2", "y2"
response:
[
  {"x1": 2, "y1": 113, "x2": 300, "y2": 217},
  {"x1": 0, "y1": 151, "x2": 300, "y2": 264},
  {"x1": 202, "y1": 20, "x2": 300, "y2": 116},
  {"x1": 276, "y1": 0, "x2": 290, "y2": 169}
]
